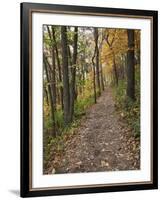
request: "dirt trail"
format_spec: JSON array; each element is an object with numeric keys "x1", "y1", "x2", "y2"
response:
[{"x1": 47, "y1": 88, "x2": 140, "y2": 174}]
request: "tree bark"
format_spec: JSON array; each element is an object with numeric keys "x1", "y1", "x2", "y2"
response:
[
  {"x1": 69, "y1": 27, "x2": 78, "y2": 122},
  {"x1": 112, "y1": 52, "x2": 118, "y2": 86},
  {"x1": 44, "y1": 86, "x2": 49, "y2": 106},
  {"x1": 61, "y1": 26, "x2": 71, "y2": 125},
  {"x1": 51, "y1": 48, "x2": 57, "y2": 111},
  {"x1": 51, "y1": 26, "x2": 64, "y2": 110},
  {"x1": 99, "y1": 57, "x2": 105, "y2": 91},
  {"x1": 99, "y1": 33, "x2": 105, "y2": 91},
  {"x1": 43, "y1": 55, "x2": 56, "y2": 137},
  {"x1": 92, "y1": 37, "x2": 97, "y2": 104},
  {"x1": 47, "y1": 26, "x2": 57, "y2": 112},
  {"x1": 92, "y1": 60, "x2": 97, "y2": 104},
  {"x1": 127, "y1": 29, "x2": 135, "y2": 100},
  {"x1": 94, "y1": 28, "x2": 101, "y2": 96}
]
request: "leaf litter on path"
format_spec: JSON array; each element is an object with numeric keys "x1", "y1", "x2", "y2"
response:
[{"x1": 44, "y1": 88, "x2": 140, "y2": 174}]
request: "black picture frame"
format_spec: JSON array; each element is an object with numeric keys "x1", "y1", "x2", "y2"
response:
[{"x1": 21, "y1": 2, "x2": 158, "y2": 197}]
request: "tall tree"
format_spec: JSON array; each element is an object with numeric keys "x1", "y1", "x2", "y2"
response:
[
  {"x1": 94, "y1": 28, "x2": 101, "y2": 96},
  {"x1": 61, "y1": 26, "x2": 70, "y2": 125},
  {"x1": 99, "y1": 30, "x2": 105, "y2": 91},
  {"x1": 127, "y1": 29, "x2": 135, "y2": 100},
  {"x1": 43, "y1": 54, "x2": 56, "y2": 136},
  {"x1": 51, "y1": 26, "x2": 64, "y2": 110},
  {"x1": 70, "y1": 27, "x2": 78, "y2": 121},
  {"x1": 92, "y1": 36, "x2": 97, "y2": 104},
  {"x1": 47, "y1": 25, "x2": 57, "y2": 113}
]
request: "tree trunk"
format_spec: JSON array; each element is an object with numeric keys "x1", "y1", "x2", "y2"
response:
[
  {"x1": 127, "y1": 29, "x2": 135, "y2": 100},
  {"x1": 43, "y1": 55, "x2": 56, "y2": 137},
  {"x1": 47, "y1": 25, "x2": 57, "y2": 112},
  {"x1": 99, "y1": 58, "x2": 105, "y2": 91},
  {"x1": 121, "y1": 54, "x2": 125, "y2": 79},
  {"x1": 70, "y1": 27, "x2": 78, "y2": 122},
  {"x1": 94, "y1": 28, "x2": 101, "y2": 96},
  {"x1": 61, "y1": 26, "x2": 70, "y2": 125},
  {"x1": 92, "y1": 62, "x2": 97, "y2": 103},
  {"x1": 51, "y1": 26, "x2": 64, "y2": 110},
  {"x1": 99, "y1": 36, "x2": 105, "y2": 91},
  {"x1": 112, "y1": 52, "x2": 118, "y2": 86},
  {"x1": 92, "y1": 45, "x2": 97, "y2": 103},
  {"x1": 68, "y1": 45, "x2": 72, "y2": 67},
  {"x1": 44, "y1": 86, "x2": 49, "y2": 106},
  {"x1": 51, "y1": 48, "x2": 57, "y2": 111}
]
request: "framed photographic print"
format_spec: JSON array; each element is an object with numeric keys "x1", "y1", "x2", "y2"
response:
[{"x1": 21, "y1": 2, "x2": 158, "y2": 197}]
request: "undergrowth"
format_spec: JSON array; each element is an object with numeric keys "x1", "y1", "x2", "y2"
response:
[
  {"x1": 112, "y1": 68, "x2": 140, "y2": 138},
  {"x1": 43, "y1": 94, "x2": 95, "y2": 170}
]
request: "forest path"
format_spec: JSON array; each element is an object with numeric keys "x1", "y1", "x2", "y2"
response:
[{"x1": 47, "y1": 88, "x2": 140, "y2": 174}]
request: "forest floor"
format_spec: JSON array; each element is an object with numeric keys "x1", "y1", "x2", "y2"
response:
[{"x1": 45, "y1": 88, "x2": 140, "y2": 174}]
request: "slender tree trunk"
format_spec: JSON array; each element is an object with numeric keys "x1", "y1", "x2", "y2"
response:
[
  {"x1": 121, "y1": 54, "x2": 125, "y2": 79},
  {"x1": 92, "y1": 47, "x2": 97, "y2": 104},
  {"x1": 127, "y1": 29, "x2": 135, "y2": 100},
  {"x1": 68, "y1": 45, "x2": 72, "y2": 67},
  {"x1": 99, "y1": 36, "x2": 105, "y2": 91},
  {"x1": 43, "y1": 55, "x2": 56, "y2": 137},
  {"x1": 51, "y1": 26, "x2": 64, "y2": 110},
  {"x1": 61, "y1": 26, "x2": 70, "y2": 125},
  {"x1": 56, "y1": 80, "x2": 61, "y2": 105},
  {"x1": 79, "y1": 72, "x2": 83, "y2": 96},
  {"x1": 51, "y1": 48, "x2": 57, "y2": 111},
  {"x1": 81, "y1": 61, "x2": 85, "y2": 94},
  {"x1": 47, "y1": 25, "x2": 57, "y2": 110},
  {"x1": 112, "y1": 52, "x2": 118, "y2": 86},
  {"x1": 70, "y1": 27, "x2": 78, "y2": 122},
  {"x1": 44, "y1": 86, "x2": 49, "y2": 106},
  {"x1": 99, "y1": 58, "x2": 105, "y2": 91},
  {"x1": 92, "y1": 62, "x2": 97, "y2": 103},
  {"x1": 94, "y1": 28, "x2": 101, "y2": 96},
  {"x1": 93, "y1": 63, "x2": 97, "y2": 103}
]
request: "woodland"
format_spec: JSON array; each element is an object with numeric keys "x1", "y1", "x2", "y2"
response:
[{"x1": 43, "y1": 26, "x2": 140, "y2": 174}]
